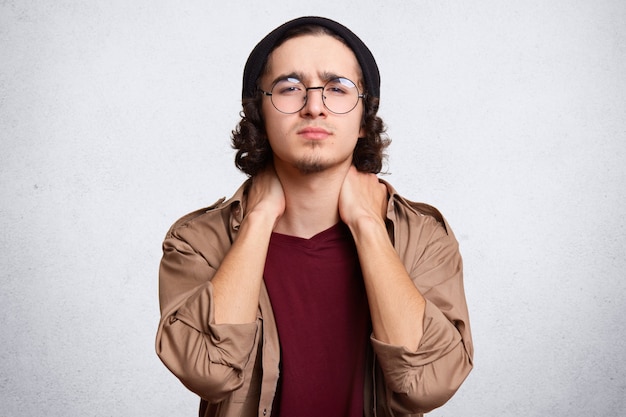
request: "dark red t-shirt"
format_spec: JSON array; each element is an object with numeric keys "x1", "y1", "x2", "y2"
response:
[{"x1": 264, "y1": 222, "x2": 371, "y2": 416}]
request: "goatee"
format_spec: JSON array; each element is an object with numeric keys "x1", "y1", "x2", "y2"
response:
[{"x1": 295, "y1": 159, "x2": 327, "y2": 175}]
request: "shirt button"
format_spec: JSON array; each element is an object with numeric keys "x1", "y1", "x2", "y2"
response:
[{"x1": 262, "y1": 409, "x2": 267, "y2": 416}]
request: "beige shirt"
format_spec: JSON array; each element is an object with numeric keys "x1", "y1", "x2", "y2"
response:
[{"x1": 156, "y1": 180, "x2": 473, "y2": 417}]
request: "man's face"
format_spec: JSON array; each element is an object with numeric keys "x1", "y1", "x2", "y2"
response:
[{"x1": 260, "y1": 34, "x2": 364, "y2": 175}]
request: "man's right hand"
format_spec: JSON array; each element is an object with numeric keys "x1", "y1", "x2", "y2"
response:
[{"x1": 245, "y1": 165, "x2": 286, "y2": 229}]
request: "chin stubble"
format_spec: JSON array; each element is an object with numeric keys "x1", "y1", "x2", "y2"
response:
[{"x1": 294, "y1": 159, "x2": 327, "y2": 175}]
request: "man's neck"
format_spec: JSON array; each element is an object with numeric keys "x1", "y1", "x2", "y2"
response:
[{"x1": 273, "y1": 164, "x2": 348, "y2": 239}]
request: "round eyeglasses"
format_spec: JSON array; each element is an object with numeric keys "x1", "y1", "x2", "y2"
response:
[{"x1": 260, "y1": 77, "x2": 365, "y2": 114}]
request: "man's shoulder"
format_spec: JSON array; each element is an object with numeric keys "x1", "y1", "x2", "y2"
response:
[
  {"x1": 382, "y1": 180, "x2": 448, "y2": 234},
  {"x1": 165, "y1": 181, "x2": 248, "y2": 238},
  {"x1": 396, "y1": 196, "x2": 446, "y2": 228},
  {"x1": 168, "y1": 197, "x2": 228, "y2": 229},
  {"x1": 394, "y1": 196, "x2": 448, "y2": 233}
]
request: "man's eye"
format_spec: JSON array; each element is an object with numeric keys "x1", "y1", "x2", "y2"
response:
[
  {"x1": 277, "y1": 85, "x2": 302, "y2": 95},
  {"x1": 327, "y1": 86, "x2": 347, "y2": 95},
  {"x1": 325, "y1": 84, "x2": 349, "y2": 95},
  {"x1": 275, "y1": 79, "x2": 303, "y2": 95},
  {"x1": 325, "y1": 78, "x2": 355, "y2": 95}
]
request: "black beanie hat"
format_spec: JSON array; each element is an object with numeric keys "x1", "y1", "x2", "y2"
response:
[{"x1": 242, "y1": 16, "x2": 380, "y2": 100}]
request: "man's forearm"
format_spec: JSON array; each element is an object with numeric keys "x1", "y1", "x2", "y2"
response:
[
  {"x1": 349, "y1": 215, "x2": 426, "y2": 351},
  {"x1": 211, "y1": 211, "x2": 276, "y2": 324}
]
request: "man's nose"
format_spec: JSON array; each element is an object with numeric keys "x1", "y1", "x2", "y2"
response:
[{"x1": 301, "y1": 87, "x2": 326, "y2": 116}]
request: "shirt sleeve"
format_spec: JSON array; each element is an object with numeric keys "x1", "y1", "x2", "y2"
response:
[
  {"x1": 371, "y1": 215, "x2": 474, "y2": 414},
  {"x1": 155, "y1": 230, "x2": 260, "y2": 403}
]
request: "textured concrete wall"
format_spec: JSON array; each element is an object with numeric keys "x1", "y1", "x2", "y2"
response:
[{"x1": 1, "y1": 1, "x2": 624, "y2": 415}]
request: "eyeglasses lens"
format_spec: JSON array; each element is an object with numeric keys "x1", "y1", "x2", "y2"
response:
[{"x1": 270, "y1": 77, "x2": 360, "y2": 114}]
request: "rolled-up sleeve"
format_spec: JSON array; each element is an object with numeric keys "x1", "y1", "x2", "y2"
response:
[
  {"x1": 156, "y1": 228, "x2": 260, "y2": 402},
  {"x1": 374, "y1": 210, "x2": 473, "y2": 414}
]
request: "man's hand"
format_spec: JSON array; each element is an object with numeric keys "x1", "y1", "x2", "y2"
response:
[
  {"x1": 338, "y1": 166, "x2": 388, "y2": 229},
  {"x1": 246, "y1": 164, "x2": 286, "y2": 228}
]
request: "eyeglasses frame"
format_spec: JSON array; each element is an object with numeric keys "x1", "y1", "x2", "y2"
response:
[{"x1": 259, "y1": 77, "x2": 366, "y2": 115}]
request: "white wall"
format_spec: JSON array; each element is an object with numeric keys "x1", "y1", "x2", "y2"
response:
[{"x1": 1, "y1": 1, "x2": 624, "y2": 415}]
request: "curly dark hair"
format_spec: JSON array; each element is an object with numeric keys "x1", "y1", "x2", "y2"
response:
[{"x1": 232, "y1": 25, "x2": 390, "y2": 177}]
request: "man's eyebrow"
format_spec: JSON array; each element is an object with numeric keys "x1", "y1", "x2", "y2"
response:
[
  {"x1": 270, "y1": 72, "x2": 306, "y2": 86},
  {"x1": 269, "y1": 71, "x2": 348, "y2": 86},
  {"x1": 319, "y1": 71, "x2": 342, "y2": 83}
]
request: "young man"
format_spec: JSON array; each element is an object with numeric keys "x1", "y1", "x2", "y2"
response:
[{"x1": 156, "y1": 16, "x2": 473, "y2": 417}]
